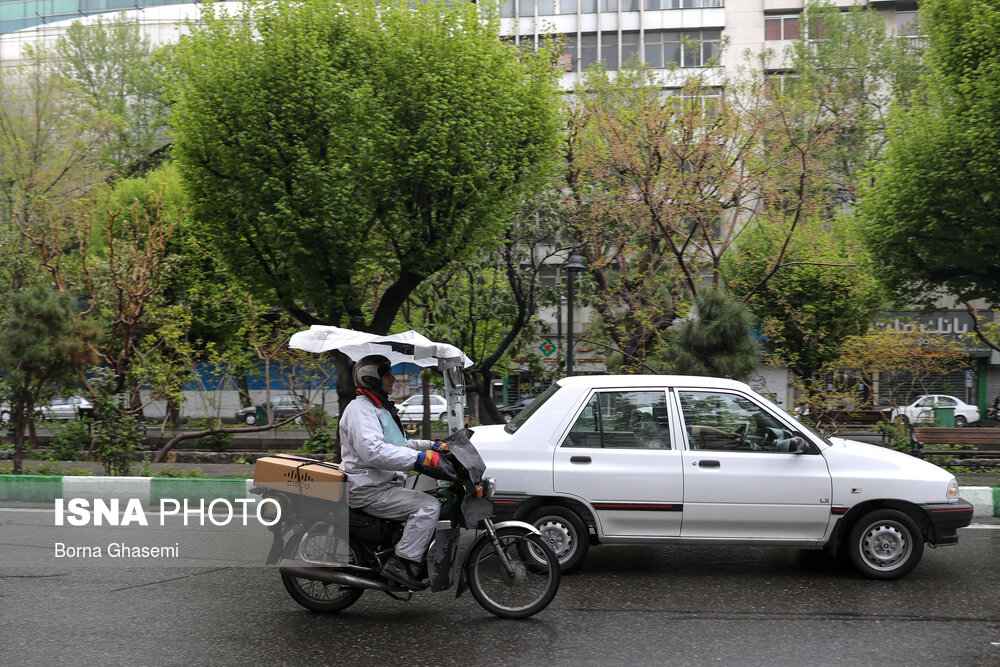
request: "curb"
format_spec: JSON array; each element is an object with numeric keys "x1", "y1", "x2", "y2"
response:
[{"x1": 1, "y1": 475, "x2": 998, "y2": 518}]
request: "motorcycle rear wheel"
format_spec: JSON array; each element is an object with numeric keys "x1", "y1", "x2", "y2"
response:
[
  {"x1": 465, "y1": 528, "x2": 560, "y2": 619},
  {"x1": 281, "y1": 538, "x2": 366, "y2": 613}
]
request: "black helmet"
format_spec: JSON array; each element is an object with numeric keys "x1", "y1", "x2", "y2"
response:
[{"x1": 353, "y1": 354, "x2": 392, "y2": 391}]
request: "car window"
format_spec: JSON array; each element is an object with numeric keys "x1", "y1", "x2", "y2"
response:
[
  {"x1": 916, "y1": 397, "x2": 934, "y2": 407},
  {"x1": 940, "y1": 397, "x2": 956, "y2": 407},
  {"x1": 679, "y1": 391, "x2": 796, "y2": 452},
  {"x1": 560, "y1": 390, "x2": 670, "y2": 449},
  {"x1": 407, "y1": 396, "x2": 423, "y2": 406},
  {"x1": 505, "y1": 383, "x2": 560, "y2": 433}
]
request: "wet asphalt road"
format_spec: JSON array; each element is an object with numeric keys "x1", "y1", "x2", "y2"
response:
[{"x1": 1, "y1": 516, "x2": 999, "y2": 667}]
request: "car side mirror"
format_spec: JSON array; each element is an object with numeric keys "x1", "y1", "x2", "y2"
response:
[{"x1": 788, "y1": 435, "x2": 814, "y2": 455}]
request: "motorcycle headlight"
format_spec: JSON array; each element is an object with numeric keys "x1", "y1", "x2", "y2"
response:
[
  {"x1": 482, "y1": 476, "x2": 497, "y2": 499},
  {"x1": 946, "y1": 478, "x2": 960, "y2": 503}
]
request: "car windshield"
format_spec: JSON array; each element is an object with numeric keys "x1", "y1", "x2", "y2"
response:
[{"x1": 505, "y1": 383, "x2": 560, "y2": 434}]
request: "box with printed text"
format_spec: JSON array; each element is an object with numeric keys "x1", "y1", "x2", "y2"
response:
[{"x1": 253, "y1": 454, "x2": 346, "y2": 503}]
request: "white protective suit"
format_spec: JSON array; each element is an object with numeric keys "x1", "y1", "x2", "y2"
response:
[{"x1": 338, "y1": 392, "x2": 441, "y2": 562}]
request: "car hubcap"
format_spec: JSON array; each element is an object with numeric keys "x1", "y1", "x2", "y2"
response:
[
  {"x1": 536, "y1": 519, "x2": 573, "y2": 561},
  {"x1": 860, "y1": 521, "x2": 910, "y2": 570}
]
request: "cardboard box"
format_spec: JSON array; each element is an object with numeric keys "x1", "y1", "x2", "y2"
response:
[{"x1": 253, "y1": 454, "x2": 346, "y2": 503}]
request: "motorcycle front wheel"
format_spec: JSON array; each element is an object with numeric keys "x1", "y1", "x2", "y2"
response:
[
  {"x1": 280, "y1": 537, "x2": 365, "y2": 613},
  {"x1": 465, "y1": 527, "x2": 560, "y2": 619}
]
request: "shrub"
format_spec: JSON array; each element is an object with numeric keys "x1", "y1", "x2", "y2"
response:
[
  {"x1": 301, "y1": 427, "x2": 335, "y2": 454},
  {"x1": 47, "y1": 419, "x2": 92, "y2": 461}
]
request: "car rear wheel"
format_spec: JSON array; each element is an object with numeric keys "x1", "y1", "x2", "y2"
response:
[
  {"x1": 524, "y1": 505, "x2": 589, "y2": 573},
  {"x1": 438, "y1": 413, "x2": 447, "y2": 422},
  {"x1": 244, "y1": 414, "x2": 257, "y2": 426},
  {"x1": 954, "y1": 415, "x2": 967, "y2": 427},
  {"x1": 847, "y1": 509, "x2": 924, "y2": 580}
]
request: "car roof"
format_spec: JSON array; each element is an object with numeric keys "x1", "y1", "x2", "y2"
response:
[{"x1": 555, "y1": 375, "x2": 753, "y2": 392}]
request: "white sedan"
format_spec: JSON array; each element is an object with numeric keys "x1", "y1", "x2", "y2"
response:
[
  {"x1": 887, "y1": 395, "x2": 980, "y2": 427},
  {"x1": 396, "y1": 394, "x2": 448, "y2": 423},
  {"x1": 37, "y1": 396, "x2": 94, "y2": 420},
  {"x1": 471, "y1": 375, "x2": 973, "y2": 580}
]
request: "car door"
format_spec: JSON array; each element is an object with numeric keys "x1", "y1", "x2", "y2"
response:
[
  {"x1": 400, "y1": 396, "x2": 422, "y2": 420},
  {"x1": 553, "y1": 389, "x2": 683, "y2": 537},
  {"x1": 428, "y1": 396, "x2": 447, "y2": 419},
  {"x1": 677, "y1": 389, "x2": 832, "y2": 541},
  {"x1": 910, "y1": 396, "x2": 937, "y2": 424}
]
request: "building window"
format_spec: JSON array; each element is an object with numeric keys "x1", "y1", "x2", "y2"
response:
[
  {"x1": 764, "y1": 15, "x2": 799, "y2": 41},
  {"x1": 563, "y1": 29, "x2": 721, "y2": 73},
  {"x1": 896, "y1": 11, "x2": 920, "y2": 37},
  {"x1": 645, "y1": 29, "x2": 722, "y2": 68},
  {"x1": 644, "y1": 0, "x2": 723, "y2": 8}
]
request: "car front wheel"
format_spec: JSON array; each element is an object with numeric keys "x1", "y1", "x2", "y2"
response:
[
  {"x1": 243, "y1": 414, "x2": 256, "y2": 426},
  {"x1": 524, "y1": 505, "x2": 589, "y2": 573},
  {"x1": 847, "y1": 509, "x2": 924, "y2": 580}
]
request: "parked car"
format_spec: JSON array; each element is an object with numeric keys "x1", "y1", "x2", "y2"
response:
[
  {"x1": 885, "y1": 395, "x2": 980, "y2": 427},
  {"x1": 36, "y1": 395, "x2": 94, "y2": 420},
  {"x1": 237, "y1": 395, "x2": 316, "y2": 425},
  {"x1": 497, "y1": 395, "x2": 537, "y2": 423},
  {"x1": 470, "y1": 375, "x2": 973, "y2": 580},
  {"x1": 396, "y1": 394, "x2": 448, "y2": 423}
]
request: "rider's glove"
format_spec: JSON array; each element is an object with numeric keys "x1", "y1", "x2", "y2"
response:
[
  {"x1": 413, "y1": 450, "x2": 458, "y2": 481},
  {"x1": 431, "y1": 440, "x2": 448, "y2": 452}
]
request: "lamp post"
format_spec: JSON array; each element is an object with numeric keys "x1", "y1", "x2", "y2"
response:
[{"x1": 564, "y1": 251, "x2": 585, "y2": 376}]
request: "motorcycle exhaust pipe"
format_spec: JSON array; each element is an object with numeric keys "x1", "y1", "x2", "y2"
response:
[{"x1": 279, "y1": 566, "x2": 401, "y2": 592}]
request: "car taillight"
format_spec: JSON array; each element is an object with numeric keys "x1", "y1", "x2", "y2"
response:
[{"x1": 947, "y1": 478, "x2": 960, "y2": 502}]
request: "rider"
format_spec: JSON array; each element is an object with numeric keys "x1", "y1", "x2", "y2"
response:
[{"x1": 338, "y1": 354, "x2": 455, "y2": 590}]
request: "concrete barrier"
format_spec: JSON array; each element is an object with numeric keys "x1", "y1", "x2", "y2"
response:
[{"x1": 0, "y1": 474, "x2": 254, "y2": 504}]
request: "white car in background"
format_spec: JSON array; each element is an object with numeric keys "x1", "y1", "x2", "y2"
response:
[
  {"x1": 37, "y1": 396, "x2": 94, "y2": 420},
  {"x1": 470, "y1": 375, "x2": 973, "y2": 580},
  {"x1": 887, "y1": 395, "x2": 980, "y2": 427},
  {"x1": 396, "y1": 394, "x2": 448, "y2": 423}
]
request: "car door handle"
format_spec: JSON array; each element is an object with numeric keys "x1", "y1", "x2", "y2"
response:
[
  {"x1": 570, "y1": 456, "x2": 592, "y2": 464},
  {"x1": 698, "y1": 460, "x2": 721, "y2": 468}
]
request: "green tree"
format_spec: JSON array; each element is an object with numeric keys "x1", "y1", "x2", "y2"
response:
[
  {"x1": 0, "y1": 47, "x2": 111, "y2": 292},
  {"x1": 170, "y1": 0, "x2": 563, "y2": 408},
  {"x1": 860, "y1": 0, "x2": 1000, "y2": 351},
  {"x1": 404, "y1": 192, "x2": 569, "y2": 423},
  {"x1": 782, "y1": 1, "x2": 925, "y2": 204},
  {"x1": 725, "y1": 216, "x2": 884, "y2": 393},
  {"x1": 0, "y1": 287, "x2": 98, "y2": 473},
  {"x1": 561, "y1": 60, "x2": 842, "y2": 369},
  {"x1": 54, "y1": 14, "x2": 172, "y2": 174},
  {"x1": 662, "y1": 289, "x2": 758, "y2": 381}
]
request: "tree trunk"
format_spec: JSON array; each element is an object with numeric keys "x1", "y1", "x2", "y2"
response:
[
  {"x1": 165, "y1": 398, "x2": 181, "y2": 427},
  {"x1": 236, "y1": 370, "x2": 252, "y2": 408},
  {"x1": 12, "y1": 417, "x2": 24, "y2": 474}
]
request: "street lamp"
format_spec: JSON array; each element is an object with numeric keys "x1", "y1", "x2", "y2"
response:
[{"x1": 564, "y1": 250, "x2": 585, "y2": 376}]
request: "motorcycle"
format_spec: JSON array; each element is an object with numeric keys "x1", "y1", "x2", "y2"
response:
[
  {"x1": 986, "y1": 395, "x2": 1000, "y2": 422},
  {"x1": 251, "y1": 429, "x2": 560, "y2": 619}
]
